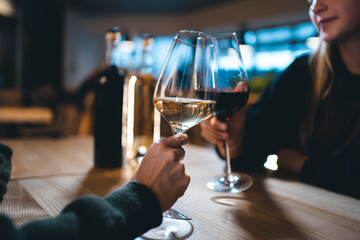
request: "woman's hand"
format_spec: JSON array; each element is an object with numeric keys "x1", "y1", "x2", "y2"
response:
[
  {"x1": 132, "y1": 134, "x2": 191, "y2": 212},
  {"x1": 200, "y1": 107, "x2": 247, "y2": 159},
  {"x1": 277, "y1": 148, "x2": 308, "y2": 175},
  {"x1": 200, "y1": 116, "x2": 228, "y2": 148}
]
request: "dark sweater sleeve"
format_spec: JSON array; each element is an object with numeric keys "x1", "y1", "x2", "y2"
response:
[
  {"x1": 300, "y1": 150, "x2": 360, "y2": 198},
  {"x1": 0, "y1": 143, "x2": 12, "y2": 203},
  {"x1": 0, "y1": 143, "x2": 162, "y2": 239},
  {"x1": 0, "y1": 181, "x2": 162, "y2": 240}
]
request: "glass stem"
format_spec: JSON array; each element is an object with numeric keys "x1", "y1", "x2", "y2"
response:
[
  {"x1": 171, "y1": 128, "x2": 181, "y2": 136},
  {"x1": 171, "y1": 127, "x2": 185, "y2": 136},
  {"x1": 225, "y1": 140, "x2": 232, "y2": 178}
]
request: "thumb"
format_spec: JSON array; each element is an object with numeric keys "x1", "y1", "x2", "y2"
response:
[
  {"x1": 234, "y1": 81, "x2": 247, "y2": 92},
  {"x1": 160, "y1": 134, "x2": 190, "y2": 148}
]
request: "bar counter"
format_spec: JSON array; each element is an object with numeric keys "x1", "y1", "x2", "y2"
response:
[
  {"x1": 0, "y1": 107, "x2": 53, "y2": 124},
  {"x1": 1, "y1": 136, "x2": 359, "y2": 239}
]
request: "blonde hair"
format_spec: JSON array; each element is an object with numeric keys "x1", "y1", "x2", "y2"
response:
[
  {"x1": 299, "y1": 41, "x2": 334, "y2": 151},
  {"x1": 299, "y1": 41, "x2": 360, "y2": 152}
]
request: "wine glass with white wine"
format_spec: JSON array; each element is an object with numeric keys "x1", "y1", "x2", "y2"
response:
[
  {"x1": 143, "y1": 30, "x2": 216, "y2": 239},
  {"x1": 153, "y1": 30, "x2": 217, "y2": 135}
]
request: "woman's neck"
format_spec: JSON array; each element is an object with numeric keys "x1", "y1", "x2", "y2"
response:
[{"x1": 339, "y1": 31, "x2": 360, "y2": 75}]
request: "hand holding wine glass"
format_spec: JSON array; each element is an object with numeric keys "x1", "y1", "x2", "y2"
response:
[
  {"x1": 206, "y1": 32, "x2": 253, "y2": 193},
  {"x1": 142, "y1": 30, "x2": 217, "y2": 240},
  {"x1": 132, "y1": 134, "x2": 191, "y2": 212},
  {"x1": 200, "y1": 105, "x2": 247, "y2": 158}
]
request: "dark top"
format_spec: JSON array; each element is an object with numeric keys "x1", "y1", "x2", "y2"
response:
[
  {"x1": 232, "y1": 54, "x2": 360, "y2": 199},
  {"x1": 0, "y1": 143, "x2": 162, "y2": 240}
]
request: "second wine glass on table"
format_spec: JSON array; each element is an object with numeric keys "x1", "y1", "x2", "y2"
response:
[{"x1": 206, "y1": 32, "x2": 253, "y2": 193}]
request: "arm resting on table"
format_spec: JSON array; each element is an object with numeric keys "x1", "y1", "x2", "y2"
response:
[
  {"x1": 0, "y1": 143, "x2": 12, "y2": 203},
  {"x1": 300, "y1": 152, "x2": 360, "y2": 199},
  {"x1": 0, "y1": 181, "x2": 162, "y2": 240}
]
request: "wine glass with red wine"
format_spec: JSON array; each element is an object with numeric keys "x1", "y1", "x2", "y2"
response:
[{"x1": 206, "y1": 32, "x2": 253, "y2": 193}]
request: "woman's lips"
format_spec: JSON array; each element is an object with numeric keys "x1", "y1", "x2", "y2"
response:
[{"x1": 319, "y1": 17, "x2": 337, "y2": 28}]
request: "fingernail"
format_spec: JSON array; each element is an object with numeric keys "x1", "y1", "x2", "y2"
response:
[{"x1": 176, "y1": 134, "x2": 187, "y2": 141}]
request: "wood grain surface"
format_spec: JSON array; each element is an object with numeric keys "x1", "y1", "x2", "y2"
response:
[{"x1": 1, "y1": 137, "x2": 359, "y2": 239}]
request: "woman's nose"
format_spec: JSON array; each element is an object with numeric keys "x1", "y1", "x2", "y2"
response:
[{"x1": 310, "y1": 0, "x2": 328, "y2": 15}]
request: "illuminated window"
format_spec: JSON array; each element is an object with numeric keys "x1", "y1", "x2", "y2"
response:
[
  {"x1": 244, "y1": 22, "x2": 317, "y2": 72},
  {"x1": 242, "y1": 22, "x2": 317, "y2": 93}
]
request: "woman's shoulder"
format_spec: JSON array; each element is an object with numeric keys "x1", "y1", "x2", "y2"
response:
[
  {"x1": 293, "y1": 53, "x2": 310, "y2": 65},
  {"x1": 284, "y1": 53, "x2": 311, "y2": 77},
  {"x1": 261, "y1": 53, "x2": 312, "y2": 105},
  {"x1": 273, "y1": 53, "x2": 312, "y2": 89}
]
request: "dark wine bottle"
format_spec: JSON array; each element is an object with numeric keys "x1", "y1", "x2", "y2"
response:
[{"x1": 94, "y1": 27, "x2": 124, "y2": 168}]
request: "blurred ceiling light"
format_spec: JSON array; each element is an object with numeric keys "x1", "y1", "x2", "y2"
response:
[
  {"x1": 306, "y1": 37, "x2": 320, "y2": 50},
  {"x1": 240, "y1": 44, "x2": 254, "y2": 69},
  {"x1": 254, "y1": 50, "x2": 294, "y2": 71},
  {"x1": 138, "y1": 146, "x2": 147, "y2": 155},
  {"x1": 0, "y1": 0, "x2": 14, "y2": 17},
  {"x1": 244, "y1": 31, "x2": 256, "y2": 45},
  {"x1": 240, "y1": 44, "x2": 254, "y2": 55},
  {"x1": 119, "y1": 40, "x2": 135, "y2": 53},
  {"x1": 264, "y1": 154, "x2": 278, "y2": 171}
]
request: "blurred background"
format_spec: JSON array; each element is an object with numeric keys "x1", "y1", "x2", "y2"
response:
[{"x1": 0, "y1": 0, "x2": 318, "y2": 141}]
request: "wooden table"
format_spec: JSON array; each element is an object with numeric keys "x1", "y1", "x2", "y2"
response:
[{"x1": 1, "y1": 137, "x2": 360, "y2": 239}]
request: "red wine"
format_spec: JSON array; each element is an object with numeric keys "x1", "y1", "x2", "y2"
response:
[{"x1": 215, "y1": 91, "x2": 249, "y2": 122}]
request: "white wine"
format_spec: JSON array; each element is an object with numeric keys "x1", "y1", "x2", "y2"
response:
[{"x1": 153, "y1": 97, "x2": 216, "y2": 134}]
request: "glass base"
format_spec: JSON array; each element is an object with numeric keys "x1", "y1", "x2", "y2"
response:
[
  {"x1": 138, "y1": 218, "x2": 193, "y2": 240},
  {"x1": 207, "y1": 173, "x2": 253, "y2": 193},
  {"x1": 162, "y1": 208, "x2": 191, "y2": 220}
]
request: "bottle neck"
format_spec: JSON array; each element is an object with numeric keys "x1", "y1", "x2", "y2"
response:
[
  {"x1": 139, "y1": 48, "x2": 153, "y2": 74},
  {"x1": 105, "y1": 41, "x2": 120, "y2": 67}
]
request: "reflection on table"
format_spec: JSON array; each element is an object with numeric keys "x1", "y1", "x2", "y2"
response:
[{"x1": 1, "y1": 136, "x2": 359, "y2": 239}]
